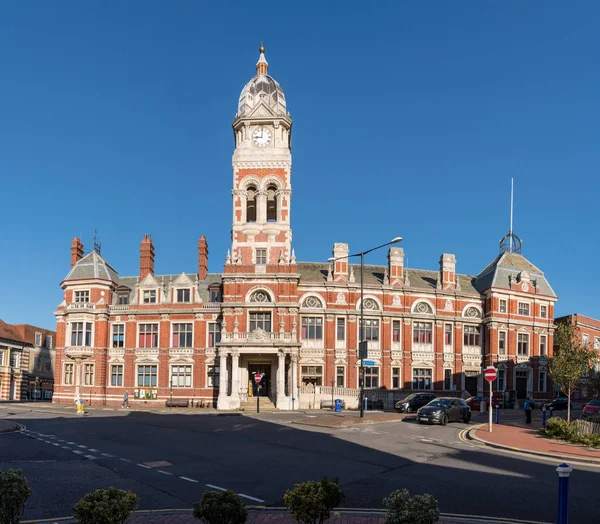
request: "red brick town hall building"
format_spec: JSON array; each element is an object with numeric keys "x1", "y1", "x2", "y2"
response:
[{"x1": 53, "y1": 48, "x2": 557, "y2": 410}]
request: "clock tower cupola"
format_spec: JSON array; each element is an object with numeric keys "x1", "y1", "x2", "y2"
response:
[{"x1": 229, "y1": 46, "x2": 293, "y2": 267}]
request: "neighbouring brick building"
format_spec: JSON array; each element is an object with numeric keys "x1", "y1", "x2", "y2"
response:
[
  {"x1": 0, "y1": 319, "x2": 56, "y2": 401},
  {"x1": 53, "y1": 47, "x2": 558, "y2": 410},
  {"x1": 555, "y1": 313, "x2": 600, "y2": 401}
]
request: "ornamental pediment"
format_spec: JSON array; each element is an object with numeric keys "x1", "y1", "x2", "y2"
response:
[
  {"x1": 139, "y1": 274, "x2": 160, "y2": 289},
  {"x1": 173, "y1": 272, "x2": 194, "y2": 287},
  {"x1": 249, "y1": 101, "x2": 277, "y2": 118}
]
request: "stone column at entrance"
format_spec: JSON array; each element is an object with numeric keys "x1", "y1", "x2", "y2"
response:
[
  {"x1": 230, "y1": 350, "x2": 241, "y2": 409},
  {"x1": 276, "y1": 350, "x2": 286, "y2": 406},
  {"x1": 217, "y1": 350, "x2": 229, "y2": 409},
  {"x1": 291, "y1": 353, "x2": 299, "y2": 405}
]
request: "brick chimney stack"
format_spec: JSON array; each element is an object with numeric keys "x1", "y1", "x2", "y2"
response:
[
  {"x1": 140, "y1": 234, "x2": 155, "y2": 279},
  {"x1": 332, "y1": 243, "x2": 349, "y2": 282},
  {"x1": 440, "y1": 253, "x2": 456, "y2": 291},
  {"x1": 388, "y1": 247, "x2": 404, "y2": 285},
  {"x1": 71, "y1": 237, "x2": 84, "y2": 268},
  {"x1": 198, "y1": 235, "x2": 209, "y2": 280}
]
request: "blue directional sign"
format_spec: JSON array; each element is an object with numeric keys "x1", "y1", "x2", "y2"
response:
[{"x1": 362, "y1": 360, "x2": 376, "y2": 367}]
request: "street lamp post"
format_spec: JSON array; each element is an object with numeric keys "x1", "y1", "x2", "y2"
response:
[{"x1": 329, "y1": 236, "x2": 403, "y2": 418}]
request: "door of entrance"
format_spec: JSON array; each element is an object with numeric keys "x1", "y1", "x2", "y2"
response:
[
  {"x1": 464, "y1": 373, "x2": 478, "y2": 397},
  {"x1": 248, "y1": 364, "x2": 270, "y2": 397},
  {"x1": 516, "y1": 371, "x2": 528, "y2": 400}
]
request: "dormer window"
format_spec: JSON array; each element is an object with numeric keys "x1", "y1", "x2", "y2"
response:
[
  {"x1": 35, "y1": 332, "x2": 42, "y2": 347},
  {"x1": 143, "y1": 290, "x2": 157, "y2": 304},
  {"x1": 209, "y1": 286, "x2": 222, "y2": 303},
  {"x1": 75, "y1": 291, "x2": 89, "y2": 303},
  {"x1": 46, "y1": 335, "x2": 53, "y2": 349},
  {"x1": 176, "y1": 288, "x2": 191, "y2": 303},
  {"x1": 117, "y1": 294, "x2": 129, "y2": 305},
  {"x1": 247, "y1": 186, "x2": 257, "y2": 222}
]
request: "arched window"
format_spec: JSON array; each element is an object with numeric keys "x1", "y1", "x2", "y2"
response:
[
  {"x1": 247, "y1": 186, "x2": 257, "y2": 222},
  {"x1": 266, "y1": 185, "x2": 277, "y2": 222}
]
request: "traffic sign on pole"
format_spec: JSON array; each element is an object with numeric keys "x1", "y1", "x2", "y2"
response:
[
  {"x1": 254, "y1": 374, "x2": 262, "y2": 384},
  {"x1": 484, "y1": 366, "x2": 497, "y2": 382}
]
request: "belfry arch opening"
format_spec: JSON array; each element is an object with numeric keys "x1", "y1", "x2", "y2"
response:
[
  {"x1": 266, "y1": 185, "x2": 277, "y2": 222},
  {"x1": 247, "y1": 186, "x2": 257, "y2": 222}
]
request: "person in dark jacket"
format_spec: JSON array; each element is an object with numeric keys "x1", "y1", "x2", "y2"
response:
[
  {"x1": 122, "y1": 390, "x2": 129, "y2": 408},
  {"x1": 524, "y1": 397, "x2": 533, "y2": 424}
]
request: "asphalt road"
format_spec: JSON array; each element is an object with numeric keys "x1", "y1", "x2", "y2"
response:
[{"x1": 0, "y1": 405, "x2": 599, "y2": 523}]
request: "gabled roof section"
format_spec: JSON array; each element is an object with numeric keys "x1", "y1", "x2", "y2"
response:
[
  {"x1": 474, "y1": 252, "x2": 556, "y2": 297},
  {"x1": 0, "y1": 319, "x2": 24, "y2": 343},
  {"x1": 63, "y1": 251, "x2": 119, "y2": 283}
]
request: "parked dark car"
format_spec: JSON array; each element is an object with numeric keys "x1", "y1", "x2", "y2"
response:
[
  {"x1": 395, "y1": 393, "x2": 437, "y2": 413},
  {"x1": 540, "y1": 397, "x2": 573, "y2": 411},
  {"x1": 581, "y1": 399, "x2": 600, "y2": 418},
  {"x1": 417, "y1": 398, "x2": 471, "y2": 425}
]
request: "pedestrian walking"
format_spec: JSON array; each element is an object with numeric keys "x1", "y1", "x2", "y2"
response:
[
  {"x1": 524, "y1": 397, "x2": 533, "y2": 424},
  {"x1": 122, "y1": 390, "x2": 129, "y2": 408}
]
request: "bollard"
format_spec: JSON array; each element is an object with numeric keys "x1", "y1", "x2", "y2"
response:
[
  {"x1": 364, "y1": 396, "x2": 368, "y2": 412},
  {"x1": 495, "y1": 405, "x2": 500, "y2": 424},
  {"x1": 542, "y1": 407, "x2": 547, "y2": 427},
  {"x1": 556, "y1": 463, "x2": 572, "y2": 524}
]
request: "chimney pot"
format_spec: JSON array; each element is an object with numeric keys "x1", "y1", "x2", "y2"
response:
[
  {"x1": 71, "y1": 237, "x2": 84, "y2": 268},
  {"x1": 198, "y1": 236, "x2": 209, "y2": 280},
  {"x1": 140, "y1": 235, "x2": 155, "y2": 279}
]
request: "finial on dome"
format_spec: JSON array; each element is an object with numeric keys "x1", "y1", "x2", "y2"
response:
[{"x1": 256, "y1": 44, "x2": 268, "y2": 75}]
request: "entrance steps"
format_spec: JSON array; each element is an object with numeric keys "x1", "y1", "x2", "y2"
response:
[{"x1": 240, "y1": 397, "x2": 277, "y2": 412}]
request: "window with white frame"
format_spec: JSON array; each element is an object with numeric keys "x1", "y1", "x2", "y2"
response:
[
  {"x1": 497, "y1": 369, "x2": 506, "y2": 392},
  {"x1": 71, "y1": 322, "x2": 92, "y2": 346},
  {"x1": 538, "y1": 370, "x2": 547, "y2": 392},
  {"x1": 84, "y1": 363, "x2": 94, "y2": 385},
  {"x1": 301, "y1": 317, "x2": 323, "y2": 340},
  {"x1": 444, "y1": 368, "x2": 452, "y2": 390},
  {"x1": 112, "y1": 324, "x2": 125, "y2": 348},
  {"x1": 171, "y1": 365, "x2": 192, "y2": 387},
  {"x1": 172, "y1": 323, "x2": 193, "y2": 348},
  {"x1": 255, "y1": 248, "x2": 267, "y2": 265},
  {"x1": 582, "y1": 333, "x2": 589, "y2": 346},
  {"x1": 207, "y1": 363, "x2": 220, "y2": 387},
  {"x1": 209, "y1": 286, "x2": 222, "y2": 303},
  {"x1": 336, "y1": 366, "x2": 345, "y2": 387},
  {"x1": 413, "y1": 322, "x2": 433, "y2": 344},
  {"x1": 518, "y1": 333, "x2": 529, "y2": 356},
  {"x1": 35, "y1": 332, "x2": 42, "y2": 347},
  {"x1": 46, "y1": 335, "x2": 52, "y2": 349},
  {"x1": 595, "y1": 337, "x2": 600, "y2": 350},
  {"x1": 392, "y1": 321, "x2": 401, "y2": 343},
  {"x1": 444, "y1": 324, "x2": 452, "y2": 345},
  {"x1": 464, "y1": 325, "x2": 481, "y2": 346},
  {"x1": 250, "y1": 312, "x2": 271, "y2": 332},
  {"x1": 110, "y1": 365, "x2": 123, "y2": 386},
  {"x1": 208, "y1": 323, "x2": 221, "y2": 347},
  {"x1": 540, "y1": 305, "x2": 547, "y2": 318},
  {"x1": 392, "y1": 367, "x2": 401, "y2": 389},
  {"x1": 412, "y1": 368, "x2": 432, "y2": 390},
  {"x1": 64, "y1": 363, "x2": 74, "y2": 385},
  {"x1": 364, "y1": 367, "x2": 379, "y2": 388},
  {"x1": 540, "y1": 335, "x2": 547, "y2": 356},
  {"x1": 336, "y1": 318, "x2": 345, "y2": 341},
  {"x1": 176, "y1": 288, "x2": 191, "y2": 303},
  {"x1": 137, "y1": 365, "x2": 157, "y2": 387},
  {"x1": 0, "y1": 350, "x2": 4, "y2": 366},
  {"x1": 138, "y1": 324, "x2": 158, "y2": 348},
  {"x1": 499, "y1": 299, "x2": 507, "y2": 313},
  {"x1": 75, "y1": 290, "x2": 90, "y2": 303},
  {"x1": 118, "y1": 293, "x2": 129, "y2": 305},
  {"x1": 301, "y1": 365, "x2": 323, "y2": 386},
  {"x1": 43, "y1": 357, "x2": 51, "y2": 373},
  {"x1": 10, "y1": 351, "x2": 20, "y2": 369},
  {"x1": 362, "y1": 319, "x2": 379, "y2": 341},
  {"x1": 143, "y1": 290, "x2": 157, "y2": 304},
  {"x1": 499, "y1": 331, "x2": 507, "y2": 355},
  {"x1": 518, "y1": 302, "x2": 530, "y2": 316}
]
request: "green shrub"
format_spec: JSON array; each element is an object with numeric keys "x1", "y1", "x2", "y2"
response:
[
  {"x1": 0, "y1": 469, "x2": 33, "y2": 524},
  {"x1": 193, "y1": 490, "x2": 247, "y2": 524},
  {"x1": 73, "y1": 487, "x2": 138, "y2": 524},
  {"x1": 283, "y1": 476, "x2": 345, "y2": 524},
  {"x1": 585, "y1": 414, "x2": 600, "y2": 424},
  {"x1": 383, "y1": 489, "x2": 440, "y2": 524}
]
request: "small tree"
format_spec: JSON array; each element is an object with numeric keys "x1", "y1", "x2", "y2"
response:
[
  {"x1": 383, "y1": 489, "x2": 439, "y2": 524},
  {"x1": 283, "y1": 476, "x2": 345, "y2": 524},
  {"x1": 193, "y1": 491, "x2": 247, "y2": 524},
  {"x1": 73, "y1": 487, "x2": 138, "y2": 524},
  {"x1": 0, "y1": 469, "x2": 33, "y2": 524},
  {"x1": 549, "y1": 323, "x2": 595, "y2": 421}
]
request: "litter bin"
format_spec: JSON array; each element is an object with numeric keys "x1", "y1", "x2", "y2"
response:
[{"x1": 334, "y1": 399, "x2": 343, "y2": 413}]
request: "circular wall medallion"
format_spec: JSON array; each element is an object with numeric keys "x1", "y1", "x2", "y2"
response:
[{"x1": 522, "y1": 282, "x2": 529, "y2": 292}]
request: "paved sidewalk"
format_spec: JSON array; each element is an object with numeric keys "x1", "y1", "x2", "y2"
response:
[{"x1": 472, "y1": 415, "x2": 600, "y2": 463}]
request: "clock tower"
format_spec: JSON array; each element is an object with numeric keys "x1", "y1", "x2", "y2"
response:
[{"x1": 230, "y1": 46, "x2": 293, "y2": 267}]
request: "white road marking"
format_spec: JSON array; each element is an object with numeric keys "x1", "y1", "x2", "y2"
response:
[
  {"x1": 52, "y1": 443, "x2": 60, "y2": 446},
  {"x1": 180, "y1": 476, "x2": 199, "y2": 483},
  {"x1": 72, "y1": 450, "x2": 84, "y2": 455},
  {"x1": 101, "y1": 453, "x2": 115, "y2": 457},
  {"x1": 213, "y1": 428, "x2": 225, "y2": 432},
  {"x1": 67, "y1": 441, "x2": 76, "y2": 445},
  {"x1": 238, "y1": 493, "x2": 265, "y2": 503},
  {"x1": 85, "y1": 455, "x2": 97, "y2": 460},
  {"x1": 158, "y1": 470, "x2": 173, "y2": 476},
  {"x1": 89, "y1": 448, "x2": 99, "y2": 452},
  {"x1": 120, "y1": 458, "x2": 132, "y2": 463},
  {"x1": 205, "y1": 484, "x2": 227, "y2": 491},
  {"x1": 137, "y1": 464, "x2": 151, "y2": 469},
  {"x1": 44, "y1": 440, "x2": 51, "y2": 444},
  {"x1": 62, "y1": 447, "x2": 71, "y2": 450},
  {"x1": 77, "y1": 445, "x2": 87, "y2": 448}
]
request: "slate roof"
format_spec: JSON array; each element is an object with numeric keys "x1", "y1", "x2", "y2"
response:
[
  {"x1": 115, "y1": 273, "x2": 222, "y2": 304},
  {"x1": 63, "y1": 252, "x2": 120, "y2": 283},
  {"x1": 296, "y1": 262, "x2": 479, "y2": 294},
  {"x1": 473, "y1": 252, "x2": 556, "y2": 297}
]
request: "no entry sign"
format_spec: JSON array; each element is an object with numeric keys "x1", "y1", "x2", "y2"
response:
[
  {"x1": 254, "y1": 374, "x2": 262, "y2": 384},
  {"x1": 484, "y1": 367, "x2": 497, "y2": 382}
]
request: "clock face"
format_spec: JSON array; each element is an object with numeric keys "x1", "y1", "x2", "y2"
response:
[{"x1": 252, "y1": 127, "x2": 272, "y2": 147}]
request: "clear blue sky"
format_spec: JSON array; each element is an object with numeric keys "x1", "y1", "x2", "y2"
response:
[{"x1": 1, "y1": 2, "x2": 598, "y2": 330}]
